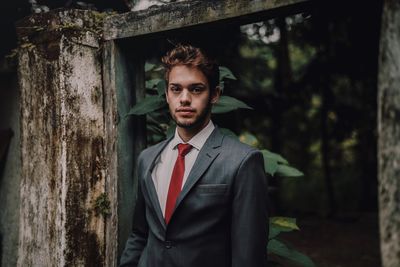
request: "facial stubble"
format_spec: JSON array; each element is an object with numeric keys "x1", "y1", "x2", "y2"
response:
[{"x1": 171, "y1": 99, "x2": 213, "y2": 131}]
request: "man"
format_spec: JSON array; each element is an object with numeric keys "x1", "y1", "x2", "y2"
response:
[{"x1": 120, "y1": 44, "x2": 269, "y2": 267}]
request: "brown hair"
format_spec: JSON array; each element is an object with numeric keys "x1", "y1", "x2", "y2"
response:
[{"x1": 161, "y1": 44, "x2": 220, "y2": 92}]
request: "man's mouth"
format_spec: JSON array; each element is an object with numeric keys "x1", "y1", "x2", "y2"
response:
[
  {"x1": 176, "y1": 107, "x2": 195, "y2": 112},
  {"x1": 176, "y1": 107, "x2": 195, "y2": 116}
]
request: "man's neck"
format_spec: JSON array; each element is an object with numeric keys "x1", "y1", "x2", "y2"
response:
[{"x1": 177, "y1": 119, "x2": 211, "y2": 142}]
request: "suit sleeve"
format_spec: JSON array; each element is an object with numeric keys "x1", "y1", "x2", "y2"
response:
[
  {"x1": 231, "y1": 150, "x2": 269, "y2": 267},
  {"x1": 119, "y1": 156, "x2": 149, "y2": 267}
]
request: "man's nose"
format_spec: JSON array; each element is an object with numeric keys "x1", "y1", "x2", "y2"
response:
[{"x1": 180, "y1": 89, "x2": 191, "y2": 105}]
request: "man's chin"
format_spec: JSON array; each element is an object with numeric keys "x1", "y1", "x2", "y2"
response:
[
  {"x1": 175, "y1": 121, "x2": 196, "y2": 129},
  {"x1": 175, "y1": 117, "x2": 205, "y2": 129}
]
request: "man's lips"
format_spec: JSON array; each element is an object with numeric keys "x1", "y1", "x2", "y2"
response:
[
  {"x1": 176, "y1": 107, "x2": 195, "y2": 113},
  {"x1": 176, "y1": 107, "x2": 196, "y2": 117}
]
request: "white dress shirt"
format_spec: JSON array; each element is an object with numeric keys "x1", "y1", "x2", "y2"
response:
[{"x1": 152, "y1": 120, "x2": 215, "y2": 216}]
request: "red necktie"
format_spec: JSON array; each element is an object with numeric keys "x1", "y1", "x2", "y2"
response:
[{"x1": 165, "y1": 143, "x2": 193, "y2": 224}]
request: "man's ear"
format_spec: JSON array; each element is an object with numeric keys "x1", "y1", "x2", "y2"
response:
[{"x1": 211, "y1": 86, "x2": 221, "y2": 104}]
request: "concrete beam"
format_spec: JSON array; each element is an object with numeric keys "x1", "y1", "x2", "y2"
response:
[{"x1": 103, "y1": 0, "x2": 311, "y2": 40}]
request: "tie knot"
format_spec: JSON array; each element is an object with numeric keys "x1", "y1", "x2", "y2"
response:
[{"x1": 177, "y1": 143, "x2": 192, "y2": 157}]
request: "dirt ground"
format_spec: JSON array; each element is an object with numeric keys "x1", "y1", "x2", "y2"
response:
[{"x1": 274, "y1": 212, "x2": 381, "y2": 267}]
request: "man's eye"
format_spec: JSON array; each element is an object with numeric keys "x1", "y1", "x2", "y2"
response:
[
  {"x1": 170, "y1": 86, "x2": 181, "y2": 92},
  {"x1": 191, "y1": 87, "x2": 203, "y2": 93}
]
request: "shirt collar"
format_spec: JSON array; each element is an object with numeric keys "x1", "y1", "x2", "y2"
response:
[{"x1": 171, "y1": 120, "x2": 215, "y2": 151}]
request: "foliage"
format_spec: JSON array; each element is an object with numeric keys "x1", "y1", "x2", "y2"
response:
[
  {"x1": 212, "y1": 96, "x2": 253, "y2": 114},
  {"x1": 127, "y1": 64, "x2": 315, "y2": 266},
  {"x1": 237, "y1": 131, "x2": 314, "y2": 266},
  {"x1": 267, "y1": 211, "x2": 316, "y2": 266},
  {"x1": 210, "y1": 8, "x2": 380, "y2": 264},
  {"x1": 268, "y1": 218, "x2": 314, "y2": 267},
  {"x1": 268, "y1": 239, "x2": 316, "y2": 267},
  {"x1": 235, "y1": 132, "x2": 304, "y2": 178},
  {"x1": 126, "y1": 95, "x2": 166, "y2": 116}
]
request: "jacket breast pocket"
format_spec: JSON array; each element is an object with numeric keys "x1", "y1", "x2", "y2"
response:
[{"x1": 195, "y1": 184, "x2": 228, "y2": 195}]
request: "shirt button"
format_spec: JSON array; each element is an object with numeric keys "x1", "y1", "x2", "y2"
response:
[{"x1": 165, "y1": 240, "x2": 173, "y2": 249}]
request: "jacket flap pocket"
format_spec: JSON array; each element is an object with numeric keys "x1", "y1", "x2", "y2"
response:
[{"x1": 196, "y1": 184, "x2": 228, "y2": 194}]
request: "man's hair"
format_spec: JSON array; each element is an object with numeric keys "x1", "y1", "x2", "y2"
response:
[{"x1": 161, "y1": 44, "x2": 220, "y2": 91}]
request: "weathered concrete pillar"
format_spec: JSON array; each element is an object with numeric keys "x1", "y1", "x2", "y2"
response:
[
  {"x1": 16, "y1": 10, "x2": 107, "y2": 266},
  {"x1": 378, "y1": 0, "x2": 400, "y2": 266}
]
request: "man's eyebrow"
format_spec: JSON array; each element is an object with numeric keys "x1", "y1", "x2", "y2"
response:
[
  {"x1": 189, "y1": 83, "x2": 206, "y2": 87},
  {"x1": 168, "y1": 83, "x2": 206, "y2": 86}
]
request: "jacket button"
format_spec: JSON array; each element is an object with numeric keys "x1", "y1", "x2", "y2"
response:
[{"x1": 165, "y1": 240, "x2": 173, "y2": 249}]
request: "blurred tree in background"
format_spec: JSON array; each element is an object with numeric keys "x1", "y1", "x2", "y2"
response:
[{"x1": 209, "y1": 1, "x2": 382, "y2": 219}]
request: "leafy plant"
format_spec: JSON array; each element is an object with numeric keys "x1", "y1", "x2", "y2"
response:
[
  {"x1": 127, "y1": 63, "x2": 315, "y2": 267},
  {"x1": 239, "y1": 132, "x2": 315, "y2": 267}
]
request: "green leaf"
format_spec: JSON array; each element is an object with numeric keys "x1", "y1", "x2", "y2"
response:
[
  {"x1": 126, "y1": 96, "x2": 166, "y2": 116},
  {"x1": 145, "y1": 62, "x2": 155, "y2": 72},
  {"x1": 269, "y1": 224, "x2": 282, "y2": 240},
  {"x1": 156, "y1": 80, "x2": 166, "y2": 96},
  {"x1": 219, "y1": 80, "x2": 225, "y2": 93},
  {"x1": 146, "y1": 78, "x2": 163, "y2": 90},
  {"x1": 212, "y1": 96, "x2": 253, "y2": 114},
  {"x1": 219, "y1": 66, "x2": 237, "y2": 80},
  {"x1": 261, "y1": 149, "x2": 281, "y2": 176},
  {"x1": 275, "y1": 165, "x2": 304, "y2": 177},
  {"x1": 261, "y1": 149, "x2": 289, "y2": 165},
  {"x1": 268, "y1": 239, "x2": 316, "y2": 267},
  {"x1": 219, "y1": 128, "x2": 238, "y2": 139},
  {"x1": 149, "y1": 132, "x2": 165, "y2": 143},
  {"x1": 269, "y1": 224, "x2": 297, "y2": 240},
  {"x1": 261, "y1": 150, "x2": 303, "y2": 177},
  {"x1": 270, "y1": 217, "x2": 300, "y2": 231},
  {"x1": 146, "y1": 123, "x2": 165, "y2": 136},
  {"x1": 264, "y1": 159, "x2": 278, "y2": 176},
  {"x1": 146, "y1": 79, "x2": 166, "y2": 96},
  {"x1": 239, "y1": 132, "x2": 259, "y2": 147},
  {"x1": 269, "y1": 217, "x2": 299, "y2": 242}
]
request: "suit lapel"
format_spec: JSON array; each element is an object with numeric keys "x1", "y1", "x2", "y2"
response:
[
  {"x1": 174, "y1": 128, "x2": 224, "y2": 212},
  {"x1": 143, "y1": 138, "x2": 172, "y2": 230}
]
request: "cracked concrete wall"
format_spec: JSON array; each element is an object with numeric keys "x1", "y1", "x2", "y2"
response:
[{"x1": 16, "y1": 10, "x2": 106, "y2": 267}]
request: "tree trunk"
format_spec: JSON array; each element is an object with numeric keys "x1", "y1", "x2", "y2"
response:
[
  {"x1": 320, "y1": 18, "x2": 336, "y2": 218},
  {"x1": 321, "y1": 76, "x2": 336, "y2": 217},
  {"x1": 272, "y1": 17, "x2": 292, "y2": 154},
  {"x1": 271, "y1": 17, "x2": 293, "y2": 214}
]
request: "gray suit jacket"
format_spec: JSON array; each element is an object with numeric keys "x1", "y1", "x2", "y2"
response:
[{"x1": 120, "y1": 127, "x2": 269, "y2": 267}]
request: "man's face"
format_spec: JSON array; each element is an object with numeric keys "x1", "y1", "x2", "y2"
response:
[{"x1": 166, "y1": 65, "x2": 219, "y2": 130}]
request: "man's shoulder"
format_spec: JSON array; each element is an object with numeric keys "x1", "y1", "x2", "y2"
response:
[
  {"x1": 138, "y1": 138, "x2": 170, "y2": 160},
  {"x1": 218, "y1": 130, "x2": 260, "y2": 158}
]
